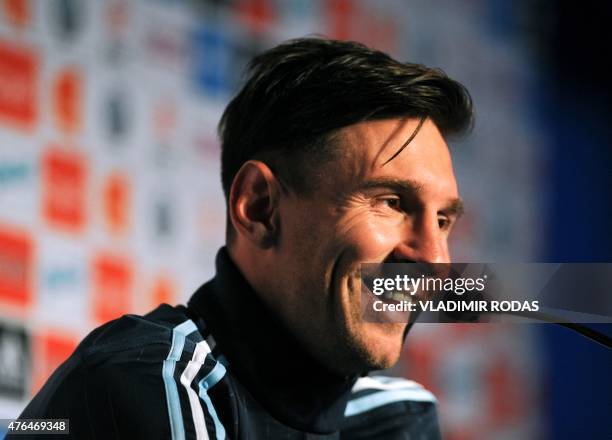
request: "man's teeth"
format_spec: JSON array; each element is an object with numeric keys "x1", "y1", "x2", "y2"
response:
[{"x1": 382, "y1": 290, "x2": 412, "y2": 301}]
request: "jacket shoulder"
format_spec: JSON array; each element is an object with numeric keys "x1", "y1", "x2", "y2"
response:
[
  {"x1": 16, "y1": 305, "x2": 230, "y2": 439},
  {"x1": 341, "y1": 375, "x2": 441, "y2": 440},
  {"x1": 78, "y1": 304, "x2": 198, "y2": 356}
]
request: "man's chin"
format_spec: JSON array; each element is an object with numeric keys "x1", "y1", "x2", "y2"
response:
[{"x1": 339, "y1": 321, "x2": 406, "y2": 373}]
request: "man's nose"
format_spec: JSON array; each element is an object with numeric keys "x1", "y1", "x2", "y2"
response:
[{"x1": 392, "y1": 214, "x2": 447, "y2": 264}]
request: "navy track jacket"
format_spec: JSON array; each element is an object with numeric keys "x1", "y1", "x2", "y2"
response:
[{"x1": 12, "y1": 249, "x2": 441, "y2": 439}]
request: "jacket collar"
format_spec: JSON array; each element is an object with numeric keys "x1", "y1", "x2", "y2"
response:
[{"x1": 188, "y1": 247, "x2": 357, "y2": 434}]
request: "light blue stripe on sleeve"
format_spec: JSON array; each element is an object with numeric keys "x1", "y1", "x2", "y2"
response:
[
  {"x1": 198, "y1": 362, "x2": 227, "y2": 440},
  {"x1": 344, "y1": 388, "x2": 437, "y2": 417},
  {"x1": 162, "y1": 320, "x2": 198, "y2": 440}
]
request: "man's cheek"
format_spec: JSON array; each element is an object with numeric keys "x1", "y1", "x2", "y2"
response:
[{"x1": 344, "y1": 217, "x2": 403, "y2": 260}]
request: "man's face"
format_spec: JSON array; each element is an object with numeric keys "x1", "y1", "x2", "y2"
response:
[{"x1": 270, "y1": 118, "x2": 462, "y2": 374}]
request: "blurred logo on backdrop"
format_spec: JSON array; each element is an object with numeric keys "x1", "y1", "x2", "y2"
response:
[
  {"x1": 154, "y1": 197, "x2": 174, "y2": 240},
  {"x1": 91, "y1": 253, "x2": 133, "y2": 324},
  {"x1": 325, "y1": 0, "x2": 396, "y2": 53},
  {"x1": 190, "y1": 26, "x2": 239, "y2": 97},
  {"x1": 151, "y1": 274, "x2": 175, "y2": 308},
  {"x1": 102, "y1": 172, "x2": 131, "y2": 235},
  {"x1": 233, "y1": 0, "x2": 275, "y2": 34},
  {"x1": 49, "y1": 0, "x2": 84, "y2": 42},
  {"x1": 2, "y1": 0, "x2": 31, "y2": 28},
  {"x1": 0, "y1": 39, "x2": 37, "y2": 131},
  {"x1": 41, "y1": 265, "x2": 82, "y2": 298},
  {"x1": 0, "y1": 160, "x2": 31, "y2": 187},
  {"x1": 0, "y1": 226, "x2": 33, "y2": 309},
  {"x1": 41, "y1": 148, "x2": 87, "y2": 233},
  {"x1": 190, "y1": 24, "x2": 269, "y2": 98},
  {"x1": 52, "y1": 67, "x2": 82, "y2": 135},
  {"x1": 104, "y1": 88, "x2": 131, "y2": 145},
  {"x1": 37, "y1": 238, "x2": 88, "y2": 327},
  {"x1": 0, "y1": 322, "x2": 29, "y2": 399}
]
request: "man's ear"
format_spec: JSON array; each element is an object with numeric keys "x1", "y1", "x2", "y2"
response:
[{"x1": 228, "y1": 160, "x2": 282, "y2": 249}]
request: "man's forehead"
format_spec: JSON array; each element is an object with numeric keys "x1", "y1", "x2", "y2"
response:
[
  {"x1": 337, "y1": 118, "x2": 419, "y2": 143},
  {"x1": 325, "y1": 118, "x2": 458, "y2": 197},
  {"x1": 334, "y1": 118, "x2": 450, "y2": 170}
]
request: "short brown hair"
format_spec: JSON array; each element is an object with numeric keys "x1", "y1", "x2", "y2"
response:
[{"x1": 219, "y1": 38, "x2": 474, "y2": 237}]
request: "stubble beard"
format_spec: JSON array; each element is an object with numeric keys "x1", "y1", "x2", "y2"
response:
[
  {"x1": 324, "y1": 271, "x2": 406, "y2": 375},
  {"x1": 286, "y1": 266, "x2": 405, "y2": 376}
]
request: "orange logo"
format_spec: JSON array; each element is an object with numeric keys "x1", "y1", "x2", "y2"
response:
[
  {"x1": 152, "y1": 274, "x2": 175, "y2": 308},
  {"x1": 234, "y1": 0, "x2": 274, "y2": 33},
  {"x1": 0, "y1": 39, "x2": 37, "y2": 131},
  {"x1": 31, "y1": 330, "x2": 78, "y2": 395},
  {"x1": 41, "y1": 148, "x2": 87, "y2": 233},
  {"x1": 91, "y1": 253, "x2": 133, "y2": 324},
  {"x1": 3, "y1": 0, "x2": 30, "y2": 28},
  {"x1": 326, "y1": 0, "x2": 354, "y2": 40},
  {"x1": 0, "y1": 225, "x2": 33, "y2": 308},
  {"x1": 53, "y1": 67, "x2": 82, "y2": 135},
  {"x1": 103, "y1": 172, "x2": 130, "y2": 235}
]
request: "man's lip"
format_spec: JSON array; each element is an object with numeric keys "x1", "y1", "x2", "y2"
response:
[{"x1": 361, "y1": 279, "x2": 416, "y2": 302}]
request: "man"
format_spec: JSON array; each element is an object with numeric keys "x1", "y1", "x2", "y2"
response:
[{"x1": 13, "y1": 38, "x2": 473, "y2": 439}]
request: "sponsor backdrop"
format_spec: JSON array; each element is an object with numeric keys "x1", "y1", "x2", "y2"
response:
[{"x1": 0, "y1": 0, "x2": 561, "y2": 439}]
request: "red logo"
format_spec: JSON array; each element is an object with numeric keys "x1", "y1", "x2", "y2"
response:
[
  {"x1": 325, "y1": 0, "x2": 397, "y2": 53},
  {"x1": 41, "y1": 148, "x2": 87, "y2": 233},
  {"x1": 103, "y1": 172, "x2": 130, "y2": 235},
  {"x1": 0, "y1": 225, "x2": 33, "y2": 308},
  {"x1": 52, "y1": 67, "x2": 82, "y2": 135},
  {"x1": 234, "y1": 0, "x2": 275, "y2": 33},
  {"x1": 0, "y1": 39, "x2": 37, "y2": 131},
  {"x1": 3, "y1": 0, "x2": 31, "y2": 28},
  {"x1": 151, "y1": 274, "x2": 175, "y2": 308},
  {"x1": 326, "y1": 0, "x2": 354, "y2": 40},
  {"x1": 92, "y1": 253, "x2": 133, "y2": 324}
]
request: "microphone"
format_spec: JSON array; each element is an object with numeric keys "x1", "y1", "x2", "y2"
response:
[
  {"x1": 442, "y1": 307, "x2": 612, "y2": 349},
  {"x1": 437, "y1": 263, "x2": 612, "y2": 349}
]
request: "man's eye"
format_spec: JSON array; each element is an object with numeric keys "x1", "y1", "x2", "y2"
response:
[
  {"x1": 379, "y1": 197, "x2": 402, "y2": 210},
  {"x1": 438, "y1": 216, "x2": 451, "y2": 230}
]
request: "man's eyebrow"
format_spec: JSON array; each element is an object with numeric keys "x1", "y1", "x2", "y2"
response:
[
  {"x1": 358, "y1": 178, "x2": 424, "y2": 194},
  {"x1": 442, "y1": 198, "x2": 465, "y2": 217}
]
